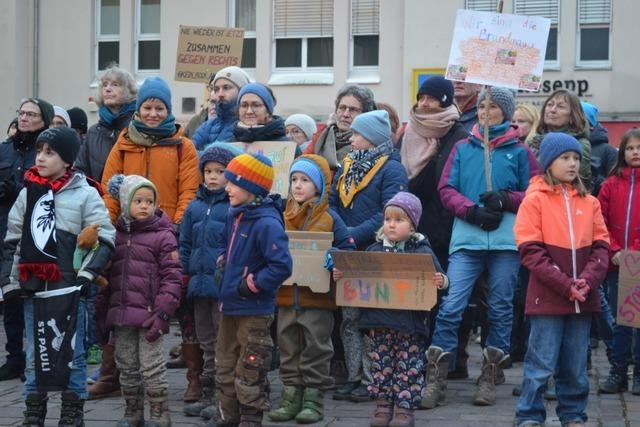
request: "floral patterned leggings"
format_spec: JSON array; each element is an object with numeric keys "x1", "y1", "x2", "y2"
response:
[{"x1": 367, "y1": 328, "x2": 426, "y2": 409}]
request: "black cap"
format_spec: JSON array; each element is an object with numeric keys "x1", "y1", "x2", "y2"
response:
[
  {"x1": 67, "y1": 107, "x2": 88, "y2": 134},
  {"x1": 36, "y1": 127, "x2": 81, "y2": 166}
]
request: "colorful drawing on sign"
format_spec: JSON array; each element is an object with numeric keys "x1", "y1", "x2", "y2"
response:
[
  {"x1": 445, "y1": 10, "x2": 550, "y2": 91},
  {"x1": 616, "y1": 250, "x2": 640, "y2": 328},
  {"x1": 284, "y1": 231, "x2": 333, "y2": 293},
  {"x1": 230, "y1": 141, "x2": 297, "y2": 197}
]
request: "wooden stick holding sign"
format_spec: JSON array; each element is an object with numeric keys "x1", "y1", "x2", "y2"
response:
[
  {"x1": 332, "y1": 251, "x2": 437, "y2": 311},
  {"x1": 283, "y1": 231, "x2": 333, "y2": 293},
  {"x1": 230, "y1": 141, "x2": 297, "y2": 197},
  {"x1": 616, "y1": 250, "x2": 640, "y2": 328}
]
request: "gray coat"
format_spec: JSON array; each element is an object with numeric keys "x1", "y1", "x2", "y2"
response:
[{"x1": 75, "y1": 117, "x2": 131, "y2": 182}]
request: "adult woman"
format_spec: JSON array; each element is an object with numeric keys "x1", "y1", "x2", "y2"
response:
[
  {"x1": 75, "y1": 65, "x2": 137, "y2": 183},
  {"x1": 513, "y1": 103, "x2": 539, "y2": 146},
  {"x1": 285, "y1": 114, "x2": 317, "y2": 152},
  {"x1": 232, "y1": 83, "x2": 288, "y2": 142},
  {"x1": 306, "y1": 84, "x2": 376, "y2": 171}
]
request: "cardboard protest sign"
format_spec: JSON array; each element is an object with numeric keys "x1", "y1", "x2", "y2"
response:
[
  {"x1": 616, "y1": 250, "x2": 640, "y2": 328},
  {"x1": 445, "y1": 9, "x2": 550, "y2": 91},
  {"x1": 175, "y1": 26, "x2": 245, "y2": 83},
  {"x1": 332, "y1": 251, "x2": 437, "y2": 311},
  {"x1": 230, "y1": 141, "x2": 297, "y2": 197},
  {"x1": 283, "y1": 231, "x2": 333, "y2": 293}
]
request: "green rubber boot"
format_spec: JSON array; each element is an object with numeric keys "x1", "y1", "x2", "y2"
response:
[
  {"x1": 295, "y1": 388, "x2": 324, "y2": 424},
  {"x1": 267, "y1": 386, "x2": 303, "y2": 422}
]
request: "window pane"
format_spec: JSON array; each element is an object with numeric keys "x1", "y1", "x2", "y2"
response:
[
  {"x1": 138, "y1": 40, "x2": 160, "y2": 70},
  {"x1": 140, "y1": 0, "x2": 160, "y2": 34},
  {"x1": 580, "y1": 27, "x2": 609, "y2": 61},
  {"x1": 98, "y1": 41, "x2": 119, "y2": 70},
  {"x1": 307, "y1": 37, "x2": 333, "y2": 67},
  {"x1": 100, "y1": 0, "x2": 120, "y2": 35},
  {"x1": 545, "y1": 27, "x2": 557, "y2": 61},
  {"x1": 354, "y1": 35, "x2": 379, "y2": 66},
  {"x1": 235, "y1": 0, "x2": 256, "y2": 31},
  {"x1": 276, "y1": 38, "x2": 302, "y2": 67},
  {"x1": 241, "y1": 38, "x2": 256, "y2": 68}
]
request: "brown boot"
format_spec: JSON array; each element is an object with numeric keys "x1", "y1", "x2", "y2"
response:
[
  {"x1": 420, "y1": 346, "x2": 451, "y2": 409},
  {"x1": 182, "y1": 343, "x2": 203, "y2": 402},
  {"x1": 117, "y1": 386, "x2": 145, "y2": 427},
  {"x1": 88, "y1": 344, "x2": 121, "y2": 400},
  {"x1": 147, "y1": 388, "x2": 171, "y2": 427},
  {"x1": 472, "y1": 346, "x2": 506, "y2": 406},
  {"x1": 389, "y1": 407, "x2": 414, "y2": 427},
  {"x1": 370, "y1": 399, "x2": 392, "y2": 427}
]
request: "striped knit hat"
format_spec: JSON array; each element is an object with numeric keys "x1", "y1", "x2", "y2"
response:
[{"x1": 224, "y1": 152, "x2": 274, "y2": 197}]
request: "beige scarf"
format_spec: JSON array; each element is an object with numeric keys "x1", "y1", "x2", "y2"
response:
[{"x1": 401, "y1": 104, "x2": 460, "y2": 179}]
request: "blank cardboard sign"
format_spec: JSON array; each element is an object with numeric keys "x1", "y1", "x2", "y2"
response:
[{"x1": 283, "y1": 231, "x2": 333, "y2": 293}]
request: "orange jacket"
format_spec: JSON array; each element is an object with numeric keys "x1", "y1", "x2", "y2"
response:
[{"x1": 101, "y1": 127, "x2": 200, "y2": 225}]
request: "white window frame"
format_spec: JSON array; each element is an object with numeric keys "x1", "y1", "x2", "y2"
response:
[
  {"x1": 513, "y1": 0, "x2": 560, "y2": 70},
  {"x1": 95, "y1": 0, "x2": 120, "y2": 75},
  {"x1": 348, "y1": 0, "x2": 380, "y2": 84},
  {"x1": 465, "y1": 0, "x2": 499, "y2": 12},
  {"x1": 576, "y1": 0, "x2": 612, "y2": 69},
  {"x1": 135, "y1": 0, "x2": 161, "y2": 75},
  {"x1": 228, "y1": 0, "x2": 257, "y2": 72}
]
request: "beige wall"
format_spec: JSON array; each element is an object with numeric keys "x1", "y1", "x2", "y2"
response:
[{"x1": 1, "y1": 0, "x2": 638, "y2": 130}]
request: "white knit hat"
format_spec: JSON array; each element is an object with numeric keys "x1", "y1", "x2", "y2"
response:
[
  {"x1": 53, "y1": 106, "x2": 71, "y2": 127},
  {"x1": 212, "y1": 66, "x2": 251, "y2": 90},
  {"x1": 285, "y1": 114, "x2": 317, "y2": 140}
]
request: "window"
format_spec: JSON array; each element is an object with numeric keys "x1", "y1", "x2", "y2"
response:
[
  {"x1": 465, "y1": 0, "x2": 499, "y2": 12},
  {"x1": 96, "y1": 0, "x2": 120, "y2": 71},
  {"x1": 351, "y1": 0, "x2": 379, "y2": 67},
  {"x1": 514, "y1": 0, "x2": 560, "y2": 67},
  {"x1": 136, "y1": 0, "x2": 161, "y2": 72},
  {"x1": 232, "y1": 0, "x2": 256, "y2": 69},
  {"x1": 578, "y1": 0, "x2": 611, "y2": 65},
  {"x1": 273, "y1": 0, "x2": 334, "y2": 70}
]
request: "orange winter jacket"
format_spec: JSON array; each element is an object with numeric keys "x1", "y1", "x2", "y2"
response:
[
  {"x1": 514, "y1": 175, "x2": 610, "y2": 315},
  {"x1": 101, "y1": 126, "x2": 200, "y2": 225}
]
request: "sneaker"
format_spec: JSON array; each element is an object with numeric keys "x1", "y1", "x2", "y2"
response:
[
  {"x1": 86, "y1": 345, "x2": 102, "y2": 365},
  {"x1": 86, "y1": 369, "x2": 100, "y2": 385}
]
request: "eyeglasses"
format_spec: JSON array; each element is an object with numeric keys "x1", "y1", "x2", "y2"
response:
[
  {"x1": 16, "y1": 110, "x2": 41, "y2": 119},
  {"x1": 239, "y1": 102, "x2": 266, "y2": 111},
  {"x1": 336, "y1": 104, "x2": 362, "y2": 114}
]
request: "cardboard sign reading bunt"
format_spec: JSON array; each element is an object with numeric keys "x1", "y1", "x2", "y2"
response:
[
  {"x1": 445, "y1": 9, "x2": 550, "y2": 91},
  {"x1": 230, "y1": 141, "x2": 297, "y2": 197},
  {"x1": 332, "y1": 251, "x2": 437, "y2": 311},
  {"x1": 616, "y1": 250, "x2": 640, "y2": 328},
  {"x1": 283, "y1": 231, "x2": 333, "y2": 293},
  {"x1": 175, "y1": 25, "x2": 245, "y2": 83}
]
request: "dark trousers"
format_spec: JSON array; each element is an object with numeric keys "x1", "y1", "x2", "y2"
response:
[{"x1": 3, "y1": 298, "x2": 25, "y2": 368}]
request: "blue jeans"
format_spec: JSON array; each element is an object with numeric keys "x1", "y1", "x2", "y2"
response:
[
  {"x1": 23, "y1": 298, "x2": 87, "y2": 399},
  {"x1": 607, "y1": 271, "x2": 640, "y2": 366},
  {"x1": 431, "y1": 249, "x2": 519, "y2": 368},
  {"x1": 516, "y1": 314, "x2": 591, "y2": 426}
]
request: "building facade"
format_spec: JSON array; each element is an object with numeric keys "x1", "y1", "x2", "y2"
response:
[{"x1": 1, "y1": 0, "x2": 638, "y2": 142}]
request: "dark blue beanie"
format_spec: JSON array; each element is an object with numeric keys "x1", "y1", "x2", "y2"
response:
[
  {"x1": 238, "y1": 83, "x2": 275, "y2": 115},
  {"x1": 199, "y1": 143, "x2": 242, "y2": 172},
  {"x1": 539, "y1": 132, "x2": 582, "y2": 171},
  {"x1": 137, "y1": 76, "x2": 172, "y2": 114},
  {"x1": 417, "y1": 75, "x2": 454, "y2": 108}
]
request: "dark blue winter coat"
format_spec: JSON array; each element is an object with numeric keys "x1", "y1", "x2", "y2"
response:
[
  {"x1": 329, "y1": 151, "x2": 408, "y2": 249},
  {"x1": 358, "y1": 235, "x2": 445, "y2": 337},
  {"x1": 191, "y1": 101, "x2": 237, "y2": 152},
  {"x1": 219, "y1": 197, "x2": 293, "y2": 316},
  {"x1": 179, "y1": 185, "x2": 229, "y2": 300}
]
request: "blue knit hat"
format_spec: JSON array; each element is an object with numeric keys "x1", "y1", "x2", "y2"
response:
[
  {"x1": 477, "y1": 87, "x2": 515, "y2": 122},
  {"x1": 290, "y1": 158, "x2": 324, "y2": 195},
  {"x1": 238, "y1": 83, "x2": 275, "y2": 115},
  {"x1": 581, "y1": 101, "x2": 599, "y2": 127},
  {"x1": 137, "y1": 76, "x2": 172, "y2": 114},
  {"x1": 350, "y1": 110, "x2": 392, "y2": 147},
  {"x1": 417, "y1": 75, "x2": 454, "y2": 108},
  {"x1": 199, "y1": 143, "x2": 242, "y2": 172},
  {"x1": 539, "y1": 132, "x2": 583, "y2": 171}
]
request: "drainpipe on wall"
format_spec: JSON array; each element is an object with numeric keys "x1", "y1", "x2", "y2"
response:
[{"x1": 32, "y1": 0, "x2": 40, "y2": 97}]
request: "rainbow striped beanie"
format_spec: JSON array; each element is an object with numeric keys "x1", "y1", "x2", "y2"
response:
[{"x1": 224, "y1": 152, "x2": 274, "y2": 197}]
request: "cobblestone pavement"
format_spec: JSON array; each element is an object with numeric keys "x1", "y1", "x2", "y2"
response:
[{"x1": 0, "y1": 314, "x2": 638, "y2": 426}]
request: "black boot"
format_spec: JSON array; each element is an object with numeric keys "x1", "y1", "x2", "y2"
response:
[
  {"x1": 58, "y1": 392, "x2": 85, "y2": 427},
  {"x1": 599, "y1": 364, "x2": 628, "y2": 394},
  {"x1": 632, "y1": 367, "x2": 640, "y2": 395},
  {"x1": 0, "y1": 362, "x2": 25, "y2": 381},
  {"x1": 238, "y1": 404, "x2": 263, "y2": 427},
  {"x1": 22, "y1": 393, "x2": 48, "y2": 427}
]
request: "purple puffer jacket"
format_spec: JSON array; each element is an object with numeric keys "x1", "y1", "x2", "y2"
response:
[{"x1": 105, "y1": 209, "x2": 182, "y2": 331}]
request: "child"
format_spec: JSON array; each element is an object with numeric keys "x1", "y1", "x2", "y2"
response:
[
  {"x1": 329, "y1": 110, "x2": 408, "y2": 402},
  {"x1": 346, "y1": 192, "x2": 448, "y2": 427},
  {"x1": 514, "y1": 133, "x2": 610, "y2": 427},
  {"x1": 180, "y1": 143, "x2": 240, "y2": 420},
  {"x1": 268, "y1": 154, "x2": 355, "y2": 424},
  {"x1": 0, "y1": 127, "x2": 115, "y2": 426},
  {"x1": 104, "y1": 174, "x2": 182, "y2": 427},
  {"x1": 598, "y1": 128, "x2": 640, "y2": 394},
  {"x1": 214, "y1": 152, "x2": 293, "y2": 427}
]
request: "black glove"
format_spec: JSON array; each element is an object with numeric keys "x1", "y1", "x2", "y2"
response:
[
  {"x1": 465, "y1": 205, "x2": 503, "y2": 231},
  {"x1": 0, "y1": 181, "x2": 17, "y2": 202},
  {"x1": 76, "y1": 276, "x2": 93, "y2": 297},
  {"x1": 238, "y1": 278, "x2": 258, "y2": 298},
  {"x1": 479, "y1": 190, "x2": 511, "y2": 212}
]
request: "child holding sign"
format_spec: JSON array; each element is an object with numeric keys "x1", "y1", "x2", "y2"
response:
[
  {"x1": 268, "y1": 155, "x2": 355, "y2": 424},
  {"x1": 597, "y1": 128, "x2": 640, "y2": 394},
  {"x1": 333, "y1": 192, "x2": 447, "y2": 427},
  {"x1": 514, "y1": 133, "x2": 609, "y2": 427}
]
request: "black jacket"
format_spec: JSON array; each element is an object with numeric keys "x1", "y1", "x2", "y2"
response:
[{"x1": 589, "y1": 124, "x2": 618, "y2": 196}]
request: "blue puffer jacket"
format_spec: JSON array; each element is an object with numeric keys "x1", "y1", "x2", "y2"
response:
[
  {"x1": 329, "y1": 151, "x2": 409, "y2": 249},
  {"x1": 191, "y1": 101, "x2": 237, "y2": 152},
  {"x1": 358, "y1": 234, "x2": 445, "y2": 337},
  {"x1": 179, "y1": 185, "x2": 229, "y2": 299},
  {"x1": 219, "y1": 197, "x2": 293, "y2": 316}
]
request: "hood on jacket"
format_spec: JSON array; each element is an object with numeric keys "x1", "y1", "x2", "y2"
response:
[
  {"x1": 229, "y1": 196, "x2": 285, "y2": 224},
  {"x1": 469, "y1": 124, "x2": 520, "y2": 149},
  {"x1": 525, "y1": 175, "x2": 580, "y2": 198},
  {"x1": 196, "y1": 183, "x2": 228, "y2": 203},
  {"x1": 589, "y1": 123, "x2": 609, "y2": 146}
]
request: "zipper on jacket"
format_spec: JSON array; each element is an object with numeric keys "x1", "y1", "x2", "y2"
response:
[
  {"x1": 624, "y1": 170, "x2": 636, "y2": 249},
  {"x1": 562, "y1": 186, "x2": 580, "y2": 313},
  {"x1": 121, "y1": 232, "x2": 132, "y2": 324}
]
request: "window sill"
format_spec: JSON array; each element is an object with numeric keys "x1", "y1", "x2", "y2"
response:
[
  {"x1": 346, "y1": 68, "x2": 381, "y2": 84},
  {"x1": 574, "y1": 63, "x2": 612, "y2": 71},
  {"x1": 268, "y1": 71, "x2": 334, "y2": 86}
]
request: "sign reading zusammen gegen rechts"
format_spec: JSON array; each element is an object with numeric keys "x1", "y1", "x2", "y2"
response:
[{"x1": 445, "y1": 10, "x2": 550, "y2": 92}]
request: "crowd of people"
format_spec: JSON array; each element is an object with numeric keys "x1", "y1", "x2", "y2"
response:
[{"x1": 0, "y1": 63, "x2": 638, "y2": 427}]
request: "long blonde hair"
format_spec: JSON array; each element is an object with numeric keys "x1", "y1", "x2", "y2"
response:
[{"x1": 515, "y1": 103, "x2": 539, "y2": 144}]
